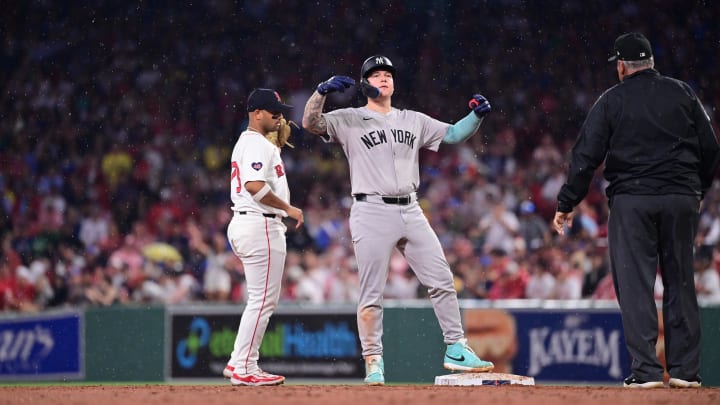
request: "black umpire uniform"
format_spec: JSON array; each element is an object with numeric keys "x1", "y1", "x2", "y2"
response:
[{"x1": 554, "y1": 32, "x2": 720, "y2": 386}]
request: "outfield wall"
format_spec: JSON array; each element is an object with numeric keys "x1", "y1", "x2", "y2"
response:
[{"x1": 1, "y1": 301, "x2": 718, "y2": 386}]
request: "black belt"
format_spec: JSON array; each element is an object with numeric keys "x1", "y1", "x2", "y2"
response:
[
  {"x1": 354, "y1": 194, "x2": 413, "y2": 205},
  {"x1": 237, "y1": 211, "x2": 276, "y2": 218}
]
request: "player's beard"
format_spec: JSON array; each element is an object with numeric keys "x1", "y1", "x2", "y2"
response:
[{"x1": 263, "y1": 119, "x2": 280, "y2": 134}]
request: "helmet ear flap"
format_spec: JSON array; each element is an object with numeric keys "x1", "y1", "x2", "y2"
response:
[{"x1": 360, "y1": 78, "x2": 380, "y2": 99}]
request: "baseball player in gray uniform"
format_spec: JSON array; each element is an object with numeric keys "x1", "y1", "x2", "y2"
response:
[
  {"x1": 302, "y1": 55, "x2": 494, "y2": 385},
  {"x1": 223, "y1": 88, "x2": 304, "y2": 386}
]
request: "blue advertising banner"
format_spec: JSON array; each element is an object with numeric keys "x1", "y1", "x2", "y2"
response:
[
  {"x1": 0, "y1": 311, "x2": 83, "y2": 380},
  {"x1": 511, "y1": 310, "x2": 631, "y2": 383},
  {"x1": 167, "y1": 306, "x2": 362, "y2": 380}
]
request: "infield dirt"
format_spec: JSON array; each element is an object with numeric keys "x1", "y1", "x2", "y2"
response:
[{"x1": 1, "y1": 384, "x2": 718, "y2": 405}]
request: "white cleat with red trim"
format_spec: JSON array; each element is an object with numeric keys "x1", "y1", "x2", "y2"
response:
[
  {"x1": 223, "y1": 365, "x2": 234, "y2": 379},
  {"x1": 231, "y1": 370, "x2": 285, "y2": 386}
]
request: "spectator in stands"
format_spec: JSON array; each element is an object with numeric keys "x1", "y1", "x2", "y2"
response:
[
  {"x1": 694, "y1": 246, "x2": 720, "y2": 304},
  {"x1": 479, "y1": 193, "x2": 520, "y2": 255},
  {"x1": 530, "y1": 132, "x2": 563, "y2": 181},
  {"x1": 139, "y1": 262, "x2": 199, "y2": 305},
  {"x1": 525, "y1": 259, "x2": 556, "y2": 300},
  {"x1": 325, "y1": 257, "x2": 361, "y2": 303},
  {"x1": 517, "y1": 201, "x2": 549, "y2": 252},
  {"x1": 294, "y1": 250, "x2": 331, "y2": 304},
  {"x1": 19, "y1": 255, "x2": 54, "y2": 307},
  {"x1": 78, "y1": 205, "x2": 112, "y2": 256},
  {"x1": 101, "y1": 143, "x2": 133, "y2": 191},
  {"x1": 568, "y1": 200, "x2": 600, "y2": 240},
  {"x1": 460, "y1": 260, "x2": 490, "y2": 299},
  {"x1": 591, "y1": 272, "x2": 617, "y2": 300},
  {"x1": 107, "y1": 235, "x2": 145, "y2": 282},
  {"x1": 83, "y1": 266, "x2": 119, "y2": 307},
  {"x1": 551, "y1": 251, "x2": 583, "y2": 300},
  {"x1": 581, "y1": 247, "x2": 610, "y2": 298},
  {"x1": 487, "y1": 256, "x2": 528, "y2": 300},
  {"x1": 385, "y1": 251, "x2": 420, "y2": 299},
  {"x1": 187, "y1": 222, "x2": 233, "y2": 302},
  {"x1": 280, "y1": 251, "x2": 303, "y2": 302},
  {"x1": 696, "y1": 197, "x2": 720, "y2": 251},
  {"x1": 0, "y1": 1, "x2": 718, "y2": 309},
  {"x1": 0, "y1": 256, "x2": 19, "y2": 311},
  {"x1": 538, "y1": 165, "x2": 567, "y2": 219}
]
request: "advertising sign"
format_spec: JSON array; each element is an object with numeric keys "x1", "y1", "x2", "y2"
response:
[
  {"x1": 463, "y1": 308, "x2": 631, "y2": 384},
  {"x1": 512, "y1": 310, "x2": 631, "y2": 383},
  {"x1": 168, "y1": 307, "x2": 362, "y2": 380},
  {"x1": 0, "y1": 311, "x2": 83, "y2": 380}
]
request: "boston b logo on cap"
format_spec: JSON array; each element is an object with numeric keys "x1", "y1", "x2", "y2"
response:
[{"x1": 607, "y1": 32, "x2": 653, "y2": 62}]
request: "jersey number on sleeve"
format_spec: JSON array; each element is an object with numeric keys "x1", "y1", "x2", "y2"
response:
[{"x1": 231, "y1": 161, "x2": 242, "y2": 193}]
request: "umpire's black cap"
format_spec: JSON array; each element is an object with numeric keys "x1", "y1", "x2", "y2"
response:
[
  {"x1": 608, "y1": 32, "x2": 653, "y2": 62},
  {"x1": 246, "y1": 88, "x2": 293, "y2": 114}
]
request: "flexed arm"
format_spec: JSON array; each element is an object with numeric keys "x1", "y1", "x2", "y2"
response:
[
  {"x1": 302, "y1": 91, "x2": 329, "y2": 135},
  {"x1": 443, "y1": 94, "x2": 491, "y2": 144},
  {"x1": 303, "y1": 75, "x2": 355, "y2": 135}
]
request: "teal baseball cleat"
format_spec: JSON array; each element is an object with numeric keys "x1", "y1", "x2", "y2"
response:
[
  {"x1": 444, "y1": 338, "x2": 494, "y2": 372},
  {"x1": 364, "y1": 356, "x2": 385, "y2": 385}
]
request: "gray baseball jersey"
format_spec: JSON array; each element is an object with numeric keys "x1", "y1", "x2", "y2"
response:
[
  {"x1": 324, "y1": 107, "x2": 449, "y2": 195},
  {"x1": 323, "y1": 106, "x2": 465, "y2": 357}
]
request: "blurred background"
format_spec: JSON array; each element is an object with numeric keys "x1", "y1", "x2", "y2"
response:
[{"x1": 1, "y1": 0, "x2": 719, "y2": 311}]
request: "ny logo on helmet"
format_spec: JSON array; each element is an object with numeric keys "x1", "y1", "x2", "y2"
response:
[{"x1": 375, "y1": 57, "x2": 385, "y2": 64}]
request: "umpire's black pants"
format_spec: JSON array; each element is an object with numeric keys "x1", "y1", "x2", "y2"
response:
[{"x1": 608, "y1": 194, "x2": 701, "y2": 382}]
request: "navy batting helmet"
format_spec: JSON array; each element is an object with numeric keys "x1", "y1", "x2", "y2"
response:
[
  {"x1": 360, "y1": 55, "x2": 395, "y2": 79},
  {"x1": 360, "y1": 55, "x2": 394, "y2": 98}
]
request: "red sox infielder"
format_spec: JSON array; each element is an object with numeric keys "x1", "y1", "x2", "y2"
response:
[
  {"x1": 302, "y1": 55, "x2": 494, "y2": 385},
  {"x1": 223, "y1": 88, "x2": 304, "y2": 386}
]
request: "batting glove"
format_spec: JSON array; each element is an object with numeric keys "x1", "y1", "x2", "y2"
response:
[
  {"x1": 317, "y1": 76, "x2": 356, "y2": 95},
  {"x1": 468, "y1": 94, "x2": 491, "y2": 118}
]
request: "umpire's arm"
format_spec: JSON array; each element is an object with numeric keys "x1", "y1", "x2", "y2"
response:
[
  {"x1": 557, "y1": 95, "x2": 611, "y2": 212},
  {"x1": 553, "y1": 95, "x2": 610, "y2": 235}
]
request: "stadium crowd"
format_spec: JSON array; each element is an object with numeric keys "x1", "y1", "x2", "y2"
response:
[{"x1": 1, "y1": 1, "x2": 719, "y2": 312}]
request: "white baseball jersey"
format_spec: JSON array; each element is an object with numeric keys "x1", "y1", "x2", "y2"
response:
[
  {"x1": 230, "y1": 130, "x2": 290, "y2": 216},
  {"x1": 226, "y1": 128, "x2": 290, "y2": 376},
  {"x1": 323, "y1": 107, "x2": 450, "y2": 195}
]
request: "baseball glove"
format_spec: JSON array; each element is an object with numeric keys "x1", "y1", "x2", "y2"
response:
[{"x1": 266, "y1": 118, "x2": 297, "y2": 149}]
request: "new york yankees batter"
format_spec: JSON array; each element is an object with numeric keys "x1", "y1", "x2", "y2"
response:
[
  {"x1": 302, "y1": 55, "x2": 494, "y2": 385},
  {"x1": 223, "y1": 88, "x2": 304, "y2": 386}
]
